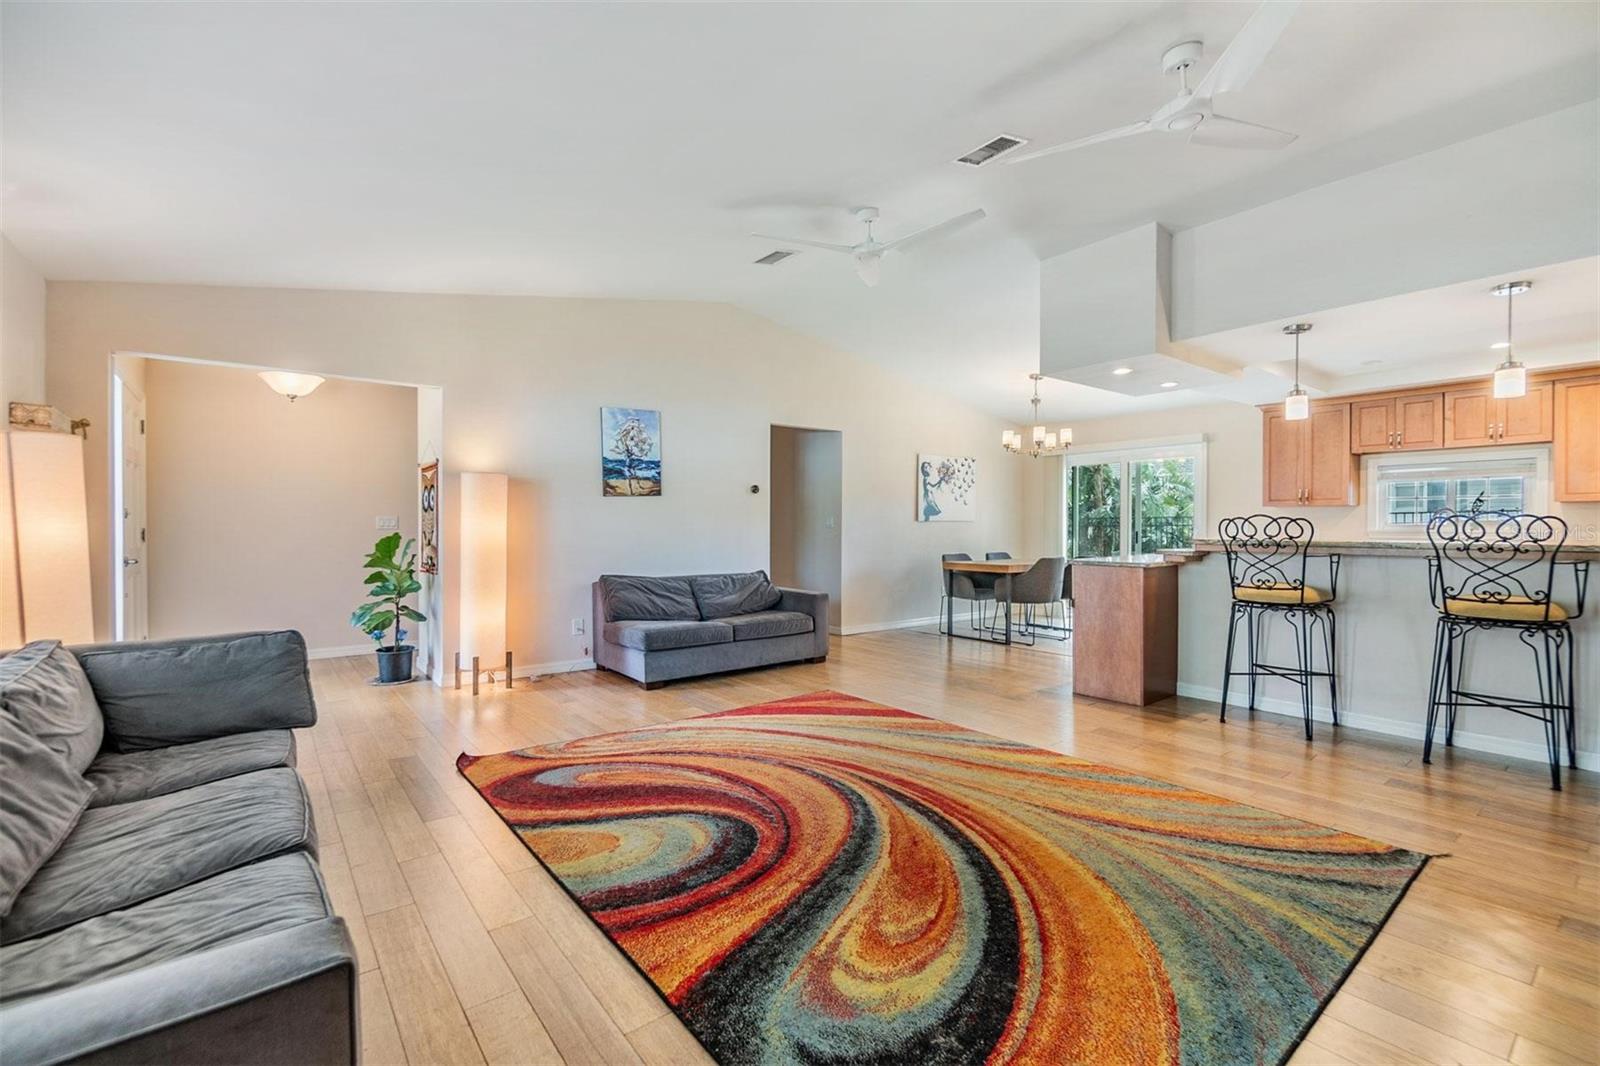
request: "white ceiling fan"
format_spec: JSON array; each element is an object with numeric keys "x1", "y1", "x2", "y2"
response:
[
  {"x1": 753, "y1": 206, "x2": 987, "y2": 287},
  {"x1": 1009, "y1": 0, "x2": 1300, "y2": 164}
]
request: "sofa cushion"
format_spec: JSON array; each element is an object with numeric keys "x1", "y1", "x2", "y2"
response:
[
  {"x1": 86, "y1": 730, "x2": 296, "y2": 808},
  {"x1": 0, "y1": 712, "x2": 94, "y2": 919},
  {"x1": 1, "y1": 766, "x2": 313, "y2": 944},
  {"x1": 691, "y1": 572, "x2": 783, "y2": 619},
  {"x1": 0, "y1": 851, "x2": 332, "y2": 1002},
  {"x1": 599, "y1": 575, "x2": 701, "y2": 622},
  {"x1": 0, "y1": 642, "x2": 104, "y2": 774},
  {"x1": 73, "y1": 631, "x2": 315, "y2": 752},
  {"x1": 603, "y1": 619, "x2": 734, "y2": 652},
  {"x1": 722, "y1": 610, "x2": 815, "y2": 642}
]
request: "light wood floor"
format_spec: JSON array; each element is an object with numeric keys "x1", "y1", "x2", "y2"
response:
[{"x1": 302, "y1": 629, "x2": 1598, "y2": 1066}]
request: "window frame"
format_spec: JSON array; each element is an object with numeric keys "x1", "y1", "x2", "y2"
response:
[
  {"x1": 1364, "y1": 445, "x2": 1551, "y2": 539},
  {"x1": 1061, "y1": 435, "x2": 1208, "y2": 559}
]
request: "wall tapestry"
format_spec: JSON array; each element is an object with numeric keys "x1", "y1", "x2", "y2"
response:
[
  {"x1": 418, "y1": 462, "x2": 439, "y2": 574},
  {"x1": 602, "y1": 407, "x2": 662, "y2": 497},
  {"x1": 917, "y1": 454, "x2": 976, "y2": 522}
]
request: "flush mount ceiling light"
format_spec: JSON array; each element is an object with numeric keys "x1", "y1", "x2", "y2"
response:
[
  {"x1": 1490, "y1": 281, "x2": 1531, "y2": 399},
  {"x1": 1282, "y1": 322, "x2": 1313, "y2": 421},
  {"x1": 1160, "y1": 381, "x2": 1180, "y2": 389},
  {"x1": 1490, "y1": 341, "x2": 1511, "y2": 350},
  {"x1": 1002, "y1": 373, "x2": 1072, "y2": 458},
  {"x1": 258, "y1": 371, "x2": 325, "y2": 402},
  {"x1": 1112, "y1": 367, "x2": 1134, "y2": 376}
]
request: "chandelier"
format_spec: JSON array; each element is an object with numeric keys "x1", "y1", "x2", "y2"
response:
[{"x1": 1002, "y1": 373, "x2": 1073, "y2": 458}]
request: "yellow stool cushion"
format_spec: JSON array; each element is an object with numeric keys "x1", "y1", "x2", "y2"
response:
[
  {"x1": 1443, "y1": 596, "x2": 1569, "y2": 622},
  {"x1": 1233, "y1": 583, "x2": 1328, "y2": 605}
]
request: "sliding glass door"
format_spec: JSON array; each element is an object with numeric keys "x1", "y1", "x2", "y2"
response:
[{"x1": 1067, "y1": 441, "x2": 1204, "y2": 559}]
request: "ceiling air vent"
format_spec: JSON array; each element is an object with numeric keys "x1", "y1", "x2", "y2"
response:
[
  {"x1": 954, "y1": 134, "x2": 1028, "y2": 166},
  {"x1": 754, "y1": 250, "x2": 796, "y2": 265}
]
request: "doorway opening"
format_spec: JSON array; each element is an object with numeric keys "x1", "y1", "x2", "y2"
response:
[
  {"x1": 109, "y1": 351, "x2": 446, "y2": 681},
  {"x1": 769, "y1": 425, "x2": 842, "y2": 631}
]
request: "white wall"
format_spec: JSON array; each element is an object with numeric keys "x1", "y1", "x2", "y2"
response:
[
  {"x1": 46, "y1": 283, "x2": 1024, "y2": 666},
  {"x1": 140, "y1": 357, "x2": 417, "y2": 654},
  {"x1": 1170, "y1": 102, "x2": 1600, "y2": 340},
  {"x1": 770, "y1": 426, "x2": 843, "y2": 629},
  {"x1": 1, "y1": 236, "x2": 47, "y2": 411}
]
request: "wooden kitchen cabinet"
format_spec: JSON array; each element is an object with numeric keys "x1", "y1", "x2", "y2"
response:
[
  {"x1": 1262, "y1": 402, "x2": 1356, "y2": 506},
  {"x1": 1443, "y1": 382, "x2": 1553, "y2": 447},
  {"x1": 1351, "y1": 394, "x2": 1444, "y2": 453},
  {"x1": 1554, "y1": 375, "x2": 1600, "y2": 502}
]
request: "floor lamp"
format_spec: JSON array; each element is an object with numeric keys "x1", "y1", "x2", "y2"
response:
[
  {"x1": 455, "y1": 471, "x2": 511, "y2": 694},
  {"x1": 1, "y1": 430, "x2": 95, "y2": 646}
]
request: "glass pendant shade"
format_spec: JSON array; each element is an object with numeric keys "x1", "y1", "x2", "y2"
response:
[
  {"x1": 1284, "y1": 389, "x2": 1310, "y2": 421},
  {"x1": 257, "y1": 371, "x2": 325, "y2": 401},
  {"x1": 1043, "y1": 432, "x2": 1058, "y2": 449},
  {"x1": 1032, "y1": 425, "x2": 1046, "y2": 444},
  {"x1": 1493, "y1": 361, "x2": 1527, "y2": 399},
  {"x1": 1059, "y1": 427, "x2": 1073, "y2": 444},
  {"x1": 1001, "y1": 430, "x2": 1012, "y2": 447}
]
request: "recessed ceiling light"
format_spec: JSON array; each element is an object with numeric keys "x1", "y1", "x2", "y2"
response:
[
  {"x1": 1490, "y1": 341, "x2": 1511, "y2": 349},
  {"x1": 1160, "y1": 381, "x2": 1179, "y2": 389},
  {"x1": 1112, "y1": 367, "x2": 1134, "y2": 376}
]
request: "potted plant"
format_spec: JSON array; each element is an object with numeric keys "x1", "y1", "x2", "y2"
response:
[{"x1": 351, "y1": 532, "x2": 426, "y2": 684}]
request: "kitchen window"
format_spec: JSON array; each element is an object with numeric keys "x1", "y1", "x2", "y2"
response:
[{"x1": 1367, "y1": 448, "x2": 1548, "y2": 537}]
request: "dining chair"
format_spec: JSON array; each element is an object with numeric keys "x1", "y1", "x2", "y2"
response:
[
  {"x1": 990, "y1": 557, "x2": 1067, "y2": 646},
  {"x1": 939, "y1": 553, "x2": 995, "y2": 634}
]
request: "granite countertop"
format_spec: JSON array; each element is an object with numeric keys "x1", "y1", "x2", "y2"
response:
[
  {"x1": 1070, "y1": 554, "x2": 1187, "y2": 568},
  {"x1": 1188, "y1": 538, "x2": 1600, "y2": 560}
]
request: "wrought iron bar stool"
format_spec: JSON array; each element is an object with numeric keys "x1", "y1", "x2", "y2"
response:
[
  {"x1": 1218, "y1": 515, "x2": 1342, "y2": 740},
  {"x1": 1423, "y1": 512, "x2": 1588, "y2": 790}
]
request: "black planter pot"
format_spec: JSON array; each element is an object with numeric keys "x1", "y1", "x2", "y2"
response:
[{"x1": 375, "y1": 644, "x2": 416, "y2": 684}]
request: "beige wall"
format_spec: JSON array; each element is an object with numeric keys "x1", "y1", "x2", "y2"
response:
[
  {"x1": 2, "y1": 236, "x2": 47, "y2": 411},
  {"x1": 46, "y1": 282, "x2": 1024, "y2": 667},
  {"x1": 140, "y1": 357, "x2": 417, "y2": 652}
]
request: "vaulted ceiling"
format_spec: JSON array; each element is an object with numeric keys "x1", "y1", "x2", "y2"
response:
[{"x1": 4, "y1": 2, "x2": 1596, "y2": 420}]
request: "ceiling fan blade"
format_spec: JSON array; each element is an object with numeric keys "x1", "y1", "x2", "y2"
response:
[
  {"x1": 1006, "y1": 121, "x2": 1151, "y2": 163},
  {"x1": 884, "y1": 208, "x2": 988, "y2": 254},
  {"x1": 749, "y1": 234, "x2": 857, "y2": 254},
  {"x1": 1194, "y1": 0, "x2": 1300, "y2": 99},
  {"x1": 854, "y1": 253, "x2": 882, "y2": 287},
  {"x1": 1190, "y1": 114, "x2": 1297, "y2": 149}
]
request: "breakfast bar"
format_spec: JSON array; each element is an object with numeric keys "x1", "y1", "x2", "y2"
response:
[{"x1": 1071, "y1": 555, "x2": 1184, "y2": 706}]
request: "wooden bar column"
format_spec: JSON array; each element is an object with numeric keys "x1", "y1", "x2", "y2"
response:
[{"x1": 1071, "y1": 557, "x2": 1181, "y2": 706}]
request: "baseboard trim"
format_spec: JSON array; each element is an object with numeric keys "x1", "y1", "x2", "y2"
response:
[
  {"x1": 838, "y1": 615, "x2": 944, "y2": 636},
  {"x1": 1175, "y1": 681, "x2": 1599, "y2": 771},
  {"x1": 513, "y1": 658, "x2": 596, "y2": 680},
  {"x1": 307, "y1": 644, "x2": 374, "y2": 660}
]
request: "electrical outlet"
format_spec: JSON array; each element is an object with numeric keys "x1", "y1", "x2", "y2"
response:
[
  {"x1": 374, "y1": 515, "x2": 399, "y2": 530},
  {"x1": 571, "y1": 618, "x2": 585, "y2": 635}
]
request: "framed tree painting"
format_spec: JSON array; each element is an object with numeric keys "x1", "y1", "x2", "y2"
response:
[
  {"x1": 602, "y1": 407, "x2": 662, "y2": 496},
  {"x1": 916, "y1": 454, "x2": 976, "y2": 522}
]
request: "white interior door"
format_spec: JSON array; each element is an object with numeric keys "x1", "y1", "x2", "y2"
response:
[{"x1": 117, "y1": 376, "x2": 148, "y2": 641}]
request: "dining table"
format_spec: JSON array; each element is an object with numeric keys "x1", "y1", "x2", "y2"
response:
[{"x1": 941, "y1": 557, "x2": 1034, "y2": 645}]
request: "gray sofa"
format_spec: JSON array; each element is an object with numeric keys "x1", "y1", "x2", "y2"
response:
[
  {"x1": 593, "y1": 571, "x2": 828, "y2": 688},
  {"x1": 0, "y1": 631, "x2": 357, "y2": 1066}
]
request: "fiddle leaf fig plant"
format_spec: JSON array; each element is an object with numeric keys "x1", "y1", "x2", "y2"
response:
[{"x1": 351, "y1": 532, "x2": 426, "y2": 651}]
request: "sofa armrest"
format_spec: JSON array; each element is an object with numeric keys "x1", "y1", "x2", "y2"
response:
[
  {"x1": 778, "y1": 588, "x2": 830, "y2": 658},
  {"x1": 68, "y1": 631, "x2": 318, "y2": 752},
  {"x1": 0, "y1": 918, "x2": 357, "y2": 1066}
]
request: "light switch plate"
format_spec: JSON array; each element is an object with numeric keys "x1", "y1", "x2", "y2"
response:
[{"x1": 375, "y1": 515, "x2": 399, "y2": 530}]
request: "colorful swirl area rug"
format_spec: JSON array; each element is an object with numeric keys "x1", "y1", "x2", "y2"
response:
[{"x1": 457, "y1": 691, "x2": 1427, "y2": 1066}]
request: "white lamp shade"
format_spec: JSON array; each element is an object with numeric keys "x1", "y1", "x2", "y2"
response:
[
  {"x1": 1001, "y1": 430, "x2": 1013, "y2": 447},
  {"x1": 1059, "y1": 427, "x2": 1073, "y2": 445},
  {"x1": 1, "y1": 432, "x2": 94, "y2": 644},
  {"x1": 1284, "y1": 391, "x2": 1310, "y2": 421},
  {"x1": 1044, "y1": 432, "x2": 1058, "y2": 449},
  {"x1": 1493, "y1": 362, "x2": 1527, "y2": 399},
  {"x1": 257, "y1": 371, "x2": 326, "y2": 399},
  {"x1": 458, "y1": 472, "x2": 508, "y2": 662},
  {"x1": 1032, "y1": 425, "x2": 1046, "y2": 444}
]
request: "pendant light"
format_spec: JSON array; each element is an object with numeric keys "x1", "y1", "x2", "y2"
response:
[
  {"x1": 1002, "y1": 374, "x2": 1072, "y2": 458},
  {"x1": 1282, "y1": 323, "x2": 1312, "y2": 421},
  {"x1": 1491, "y1": 281, "x2": 1530, "y2": 399}
]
